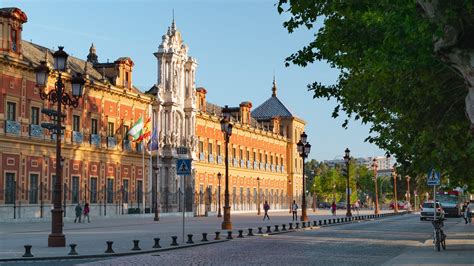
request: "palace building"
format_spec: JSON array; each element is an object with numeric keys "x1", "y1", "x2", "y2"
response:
[{"x1": 0, "y1": 8, "x2": 306, "y2": 219}]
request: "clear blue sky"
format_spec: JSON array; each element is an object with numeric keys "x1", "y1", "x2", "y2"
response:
[{"x1": 5, "y1": 0, "x2": 384, "y2": 161}]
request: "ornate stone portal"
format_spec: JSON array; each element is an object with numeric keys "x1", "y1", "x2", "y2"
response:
[{"x1": 150, "y1": 19, "x2": 198, "y2": 212}]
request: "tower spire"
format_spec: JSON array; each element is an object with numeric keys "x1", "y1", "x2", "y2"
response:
[
  {"x1": 272, "y1": 75, "x2": 277, "y2": 97},
  {"x1": 171, "y1": 9, "x2": 176, "y2": 32}
]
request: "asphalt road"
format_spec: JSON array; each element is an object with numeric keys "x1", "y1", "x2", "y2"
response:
[{"x1": 74, "y1": 214, "x2": 454, "y2": 265}]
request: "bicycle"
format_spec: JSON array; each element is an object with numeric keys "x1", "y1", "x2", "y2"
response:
[{"x1": 432, "y1": 218, "x2": 446, "y2": 251}]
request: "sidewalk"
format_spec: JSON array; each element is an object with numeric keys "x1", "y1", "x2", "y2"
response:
[
  {"x1": 383, "y1": 218, "x2": 474, "y2": 265},
  {"x1": 0, "y1": 209, "x2": 393, "y2": 261}
]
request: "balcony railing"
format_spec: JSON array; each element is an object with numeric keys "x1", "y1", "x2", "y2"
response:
[
  {"x1": 247, "y1": 160, "x2": 252, "y2": 169},
  {"x1": 72, "y1": 131, "x2": 83, "y2": 144},
  {"x1": 254, "y1": 161, "x2": 259, "y2": 169},
  {"x1": 240, "y1": 159, "x2": 245, "y2": 168},
  {"x1": 123, "y1": 140, "x2": 131, "y2": 151},
  {"x1": 233, "y1": 158, "x2": 238, "y2": 167},
  {"x1": 90, "y1": 134, "x2": 100, "y2": 147},
  {"x1": 199, "y1": 152, "x2": 205, "y2": 161},
  {"x1": 217, "y1": 155, "x2": 223, "y2": 164},
  {"x1": 107, "y1": 136, "x2": 117, "y2": 149},
  {"x1": 29, "y1": 124, "x2": 43, "y2": 138},
  {"x1": 5, "y1": 120, "x2": 20, "y2": 135},
  {"x1": 208, "y1": 154, "x2": 214, "y2": 163}
]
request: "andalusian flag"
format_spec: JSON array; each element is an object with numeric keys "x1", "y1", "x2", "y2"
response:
[
  {"x1": 136, "y1": 117, "x2": 151, "y2": 142},
  {"x1": 127, "y1": 117, "x2": 144, "y2": 141}
]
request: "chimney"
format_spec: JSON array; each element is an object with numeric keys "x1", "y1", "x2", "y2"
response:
[
  {"x1": 239, "y1": 101, "x2": 252, "y2": 125},
  {"x1": 196, "y1": 87, "x2": 207, "y2": 112}
]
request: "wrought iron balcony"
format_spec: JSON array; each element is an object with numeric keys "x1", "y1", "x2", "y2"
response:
[
  {"x1": 208, "y1": 154, "x2": 214, "y2": 163},
  {"x1": 199, "y1": 152, "x2": 205, "y2": 161},
  {"x1": 90, "y1": 134, "x2": 100, "y2": 147},
  {"x1": 217, "y1": 155, "x2": 223, "y2": 164},
  {"x1": 123, "y1": 140, "x2": 131, "y2": 151},
  {"x1": 5, "y1": 120, "x2": 20, "y2": 135},
  {"x1": 107, "y1": 136, "x2": 116, "y2": 149},
  {"x1": 29, "y1": 124, "x2": 43, "y2": 138},
  {"x1": 72, "y1": 131, "x2": 83, "y2": 144},
  {"x1": 247, "y1": 160, "x2": 252, "y2": 169},
  {"x1": 240, "y1": 159, "x2": 245, "y2": 168}
]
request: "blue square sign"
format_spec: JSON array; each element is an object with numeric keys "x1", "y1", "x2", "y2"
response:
[{"x1": 176, "y1": 159, "x2": 192, "y2": 175}]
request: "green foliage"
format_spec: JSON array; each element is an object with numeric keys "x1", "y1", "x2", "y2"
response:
[{"x1": 278, "y1": 0, "x2": 474, "y2": 186}]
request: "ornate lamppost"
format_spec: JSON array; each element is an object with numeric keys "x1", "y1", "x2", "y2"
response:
[
  {"x1": 257, "y1": 177, "x2": 261, "y2": 215},
  {"x1": 217, "y1": 172, "x2": 222, "y2": 217},
  {"x1": 343, "y1": 148, "x2": 352, "y2": 217},
  {"x1": 35, "y1": 47, "x2": 85, "y2": 247},
  {"x1": 152, "y1": 166, "x2": 159, "y2": 221},
  {"x1": 296, "y1": 132, "x2": 311, "y2": 222},
  {"x1": 392, "y1": 164, "x2": 399, "y2": 213},
  {"x1": 288, "y1": 180, "x2": 292, "y2": 213},
  {"x1": 372, "y1": 158, "x2": 380, "y2": 215},
  {"x1": 220, "y1": 116, "x2": 233, "y2": 229}
]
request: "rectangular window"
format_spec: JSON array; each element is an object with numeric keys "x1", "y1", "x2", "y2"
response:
[
  {"x1": 246, "y1": 151, "x2": 250, "y2": 161},
  {"x1": 72, "y1": 176, "x2": 79, "y2": 203},
  {"x1": 123, "y1": 179, "x2": 129, "y2": 203},
  {"x1": 137, "y1": 180, "x2": 143, "y2": 204},
  {"x1": 239, "y1": 149, "x2": 243, "y2": 159},
  {"x1": 90, "y1": 177, "x2": 97, "y2": 203},
  {"x1": 73, "y1": 115, "x2": 80, "y2": 132},
  {"x1": 259, "y1": 153, "x2": 262, "y2": 162},
  {"x1": 7, "y1": 102, "x2": 16, "y2": 121},
  {"x1": 208, "y1": 143, "x2": 213, "y2": 155},
  {"x1": 107, "y1": 122, "x2": 114, "y2": 137},
  {"x1": 253, "y1": 152, "x2": 256, "y2": 161},
  {"x1": 270, "y1": 155, "x2": 273, "y2": 165},
  {"x1": 11, "y1": 29, "x2": 17, "y2": 52},
  {"x1": 91, "y1": 119, "x2": 98, "y2": 134},
  {"x1": 265, "y1": 154, "x2": 268, "y2": 164},
  {"x1": 31, "y1": 107, "x2": 39, "y2": 125},
  {"x1": 217, "y1": 145, "x2": 221, "y2": 156},
  {"x1": 107, "y1": 178, "x2": 114, "y2": 203},
  {"x1": 123, "y1": 125, "x2": 129, "y2": 136},
  {"x1": 233, "y1": 148, "x2": 236, "y2": 158},
  {"x1": 199, "y1": 141, "x2": 204, "y2": 153},
  {"x1": 281, "y1": 157, "x2": 284, "y2": 166},
  {"x1": 5, "y1": 173, "x2": 16, "y2": 204},
  {"x1": 29, "y1": 174, "x2": 38, "y2": 204}
]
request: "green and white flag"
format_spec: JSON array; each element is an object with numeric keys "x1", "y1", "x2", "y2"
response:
[{"x1": 128, "y1": 116, "x2": 144, "y2": 141}]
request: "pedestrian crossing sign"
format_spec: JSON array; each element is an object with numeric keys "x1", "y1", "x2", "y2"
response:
[
  {"x1": 427, "y1": 168, "x2": 440, "y2": 186},
  {"x1": 177, "y1": 159, "x2": 192, "y2": 175}
]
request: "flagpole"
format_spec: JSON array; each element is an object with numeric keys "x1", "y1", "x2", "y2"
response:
[
  {"x1": 142, "y1": 141, "x2": 145, "y2": 215},
  {"x1": 154, "y1": 116, "x2": 160, "y2": 221}
]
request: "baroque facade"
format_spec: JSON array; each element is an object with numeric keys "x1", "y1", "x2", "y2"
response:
[
  {"x1": 148, "y1": 21, "x2": 306, "y2": 214},
  {"x1": 0, "y1": 8, "x2": 307, "y2": 219},
  {"x1": 0, "y1": 8, "x2": 153, "y2": 218}
]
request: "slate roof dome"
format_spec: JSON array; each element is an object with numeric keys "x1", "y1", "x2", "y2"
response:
[{"x1": 251, "y1": 77, "x2": 295, "y2": 120}]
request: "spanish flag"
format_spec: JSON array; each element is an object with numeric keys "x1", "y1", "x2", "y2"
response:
[{"x1": 136, "y1": 117, "x2": 151, "y2": 142}]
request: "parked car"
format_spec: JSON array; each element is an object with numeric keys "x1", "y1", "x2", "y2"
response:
[
  {"x1": 318, "y1": 202, "x2": 331, "y2": 209},
  {"x1": 390, "y1": 201, "x2": 407, "y2": 210},
  {"x1": 336, "y1": 201, "x2": 347, "y2": 209},
  {"x1": 420, "y1": 201, "x2": 445, "y2": 221}
]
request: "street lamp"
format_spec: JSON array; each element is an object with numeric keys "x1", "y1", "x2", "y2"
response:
[
  {"x1": 296, "y1": 132, "x2": 311, "y2": 222},
  {"x1": 288, "y1": 180, "x2": 292, "y2": 213},
  {"x1": 220, "y1": 115, "x2": 233, "y2": 230},
  {"x1": 372, "y1": 158, "x2": 380, "y2": 215},
  {"x1": 392, "y1": 164, "x2": 398, "y2": 213},
  {"x1": 217, "y1": 172, "x2": 222, "y2": 217},
  {"x1": 257, "y1": 177, "x2": 261, "y2": 215},
  {"x1": 406, "y1": 175, "x2": 411, "y2": 211},
  {"x1": 35, "y1": 47, "x2": 85, "y2": 247},
  {"x1": 152, "y1": 166, "x2": 159, "y2": 221},
  {"x1": 343, "y1": 148, "x2": 352, "y2": 217}
]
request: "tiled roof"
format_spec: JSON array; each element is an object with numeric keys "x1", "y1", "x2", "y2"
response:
[{"x1": 251, "y1": 96, "x2": 294, "y2": 120}]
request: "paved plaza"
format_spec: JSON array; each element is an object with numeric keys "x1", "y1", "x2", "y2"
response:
[{"x1": 0, "y1": 209, "x2": 385, "y2": 259}]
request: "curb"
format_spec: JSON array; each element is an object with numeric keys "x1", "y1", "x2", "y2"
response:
[{"x1": 1, "y1": 211, "x2": 410, "y2": 262}]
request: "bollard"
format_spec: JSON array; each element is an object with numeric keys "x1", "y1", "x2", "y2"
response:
[
  {"x1": 238, "y1": 230, "x2": 244, "y2": 238},
  {"x1": 105, "y1": 241, "x2": 115, "y2": 254},
  {"x1": 313, "y1": 221, "x2": 317, "y2": 227},
  {"x1": 68, "y1": 244, "x2": 78, "y2": 256},
  {"x1": 215, "y1": 232, "x2": 221, "y2": 240},
  {"x1": 333, "y1": 219, "x2": 336, "y2": 223},
  {"x1": 227, "y1": 231, "x2": 233, "y2": 240},
  {"x1": 274, "y1": 225, "x2": 280, "y2": 232},
  {"x1": 247, "y1": 228, "x2": 254, "y2": 236},
  {"x1": 171, "y1": 236, "x2": 179, "y2": 246},
  {"x1": 153, "y1": 238, "x2": 161, "y2": 248},
  {"x1": 328, "y1": 219, "x2": 332, "y2": 224},
  {"x1": 302, "y1": 222, "x2": 306, "y2": 228},
  {"x1": 266, "y1": 226, "x2": 272, "y2": 233},
  {"x1": 258, "y1": 227, "x2": 263, "y2": 234},
  {"x1": 201, "y1": 233, "x2": 208, "y2": 242},
  {"x1": 337, "y1": 218, "x2": 340, "y2": 223},
  {"x1": 324, "y1": 219, "x2": 327, "y2": 225},
  {"x1": 319, "y1": 220, "x2": 322, "y2": 226},
  {"x1": 295, "y1": 222, "x2": 300, "y2": 229},
  {"x1": 22, "y1": 245, "x2": 33, "y2": 258},
  {"x1": 132, "y1": 240, "x2": 141, "y2": 251},
  {"x1": 282, "y1": 224, "x2": 287, "y2": 231},
  {"x1": 289, "y1": 223, "x2": 293, "y2": 230},
  {"x1": 186, "y1": 234, "x2": 194, "y2": 244}
]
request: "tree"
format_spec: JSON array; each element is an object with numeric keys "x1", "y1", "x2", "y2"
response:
[{"x1": 278, "y1": 0, "x2": 474, "y2": 184}]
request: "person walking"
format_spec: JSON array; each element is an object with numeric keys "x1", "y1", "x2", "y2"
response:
[
  {"x1": 292, "y1": 200, "x2": 298, "y2": 221},
  {"x1": 464, "y1": 201, "x2": 471, "y2": 224},
  {"x1": 331, "y1": 201, "x2": 337, "y2": 216},
  {"x1": 83, "y1": 203, "x2": 90, "y2": 223},
  {"x1": 74, "y1": 203, "x2": 82, "y2": 223},
  {"x1": 263, "y1": 200, "x2": 270, "y2": 220},
  {"x1": 354, "y1": 200, "x2": 360, "y2": 216}
]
